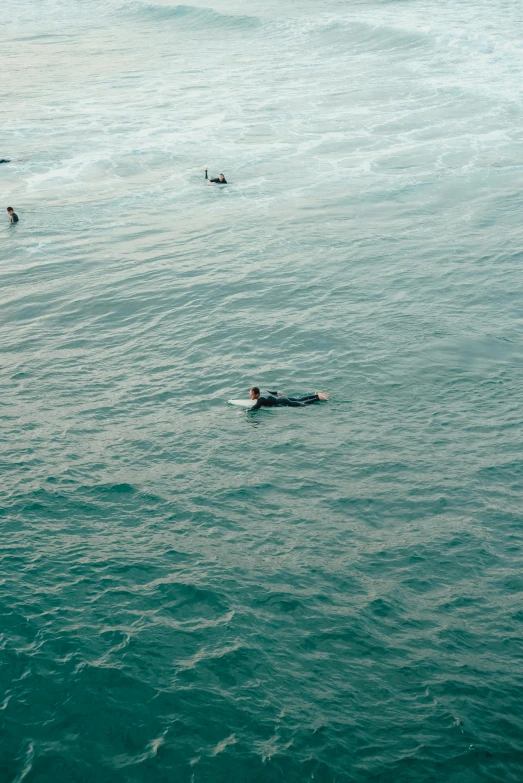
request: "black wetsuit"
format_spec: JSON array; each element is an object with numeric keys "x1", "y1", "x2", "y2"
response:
[
  {"x1": 0, "y1": 159, "x2": 11, "y2": 164},
  {"x1": 204, "y1": 170, "x2": 227, "y2": 184},
  {"x1": 9, "y1": 212, "x2": 19, "y2": 223},
  {"x1": 250, "y1": 393, "x2": 322, "y2": 410}
]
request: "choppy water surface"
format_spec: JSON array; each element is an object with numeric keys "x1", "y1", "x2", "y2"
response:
[{"x1": 2, "y1": 0, "x2": 523, "y2": 780}]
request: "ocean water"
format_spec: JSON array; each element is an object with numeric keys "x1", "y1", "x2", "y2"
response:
[{"x1": 2, "y1": 0, "x2": 523, "y2": 780}]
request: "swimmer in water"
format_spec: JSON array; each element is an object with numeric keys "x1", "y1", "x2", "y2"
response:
[
  {"x1": 0, "y1": 159, "x2": 11, "y2": 164},
  {"x1": 6, "y1": 207, "x2": 19, "y2": 224},
  {"x1": 248, "y1": 388, "x2": 328, "y2": 410},
  {"x1": 204, "y1": 168, "x2": 227, "y2": 184}
]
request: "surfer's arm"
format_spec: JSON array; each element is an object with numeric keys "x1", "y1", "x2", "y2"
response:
[{"x1": 204, "y1": 169, "x2": 222, "y2": 185}]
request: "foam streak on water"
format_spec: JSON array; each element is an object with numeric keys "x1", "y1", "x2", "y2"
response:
[{"x1": 2, "y1": 0, "x2": 523, "y2": 780}]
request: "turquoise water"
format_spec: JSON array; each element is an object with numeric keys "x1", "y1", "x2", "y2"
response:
[{"x1": 2, "y1": 0, "x2": 523, "y2": 780}]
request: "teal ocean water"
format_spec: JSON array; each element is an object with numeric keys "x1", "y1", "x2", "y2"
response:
[{"x1": 2, "y1": 0, "x2": 523, "y2": 780}]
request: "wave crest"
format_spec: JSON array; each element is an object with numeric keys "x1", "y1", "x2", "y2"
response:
[{"x1": 120, "y1": 1, "x2": 262, "y2": 31}]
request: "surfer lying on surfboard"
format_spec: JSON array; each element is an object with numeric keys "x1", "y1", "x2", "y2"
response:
[
  {"x1": 249, "y1": 388, "x2": 328, "y2": 410},
  {"x1": 204, "y1": 168, "x2": 227, "y2": 184}
]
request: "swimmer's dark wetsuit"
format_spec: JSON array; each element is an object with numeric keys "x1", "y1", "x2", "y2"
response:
[
  {"x1": 250, "y1": 393, "x2": 322, "y2": 410},
  {"x1": 9, "y1": 212, "x2": 19, "y2": 224},
  {"x1": 0, "y1": 159, "x2": 11, "y2": 164},
  {"x1": 204, "y1": 169, "x2": 227, "y2": 184}
]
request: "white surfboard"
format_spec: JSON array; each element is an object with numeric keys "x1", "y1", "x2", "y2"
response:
[{"x1": 228, "y1": 399, "x2": 254, "y2": 408}]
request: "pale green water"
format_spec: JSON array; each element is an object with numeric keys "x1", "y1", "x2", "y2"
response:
[{"x1": 2, "y1": 0, "x2": 523, "y2": 780}]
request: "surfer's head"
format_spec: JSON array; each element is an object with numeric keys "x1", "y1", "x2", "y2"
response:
[
  {"x1": 218, "y1": 173, "x2": 225, "y2": 182},
  {"x1": 6, "y1": 207, "x2": 14, "y2": 214},
  {"x1": 250, "y1": 387, "x2": 260, "y2": 400}
]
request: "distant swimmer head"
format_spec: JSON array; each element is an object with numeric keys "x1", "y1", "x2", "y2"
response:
[
  {"x1": 250, "y1": 387, "x2": 260, "y2": 400},
  {"x1": 7, "y1": 207, "x2": 14, "y2": 214},
  {"x1": 218, "y1": 173, "x2": 226, "y2": 182}
]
